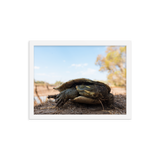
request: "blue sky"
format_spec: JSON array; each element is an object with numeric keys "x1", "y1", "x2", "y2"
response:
[{"x1": 34, "y1": 46, "x2": 109, "y2": 84}]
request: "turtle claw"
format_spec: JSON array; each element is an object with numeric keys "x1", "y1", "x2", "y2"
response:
[
  {"x1": 55, "y1": 91, "x2": 67, "y2": 107},
  {"x1": 55, "y1": 98, "x2": 62, "y2": 107},
  {"x1": 56, "y1": 100, "x2": 64, "y2": 107},
  {"x1": 55, "y1": 88, "x2": 79, "y2": 107},
  {"x1": 55, "y1": 97, "x2": 64, "y2": 107}
]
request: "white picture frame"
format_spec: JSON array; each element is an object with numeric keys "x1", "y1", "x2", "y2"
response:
[{"x1": 26, "y1": 38, "x2": 134, "y2": 122}]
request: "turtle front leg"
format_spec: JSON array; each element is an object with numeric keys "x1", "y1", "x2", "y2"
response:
[{"x1": 55, "y1": 87, "x2": 79, "y2": 107}]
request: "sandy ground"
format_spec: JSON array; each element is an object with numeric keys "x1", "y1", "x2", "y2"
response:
[
  {"x1": 34, "y1": 85, "x2": 59, "y2": 96},
  {"x1": 34, "y1": 85, "x2": 126, "y2": 115}
]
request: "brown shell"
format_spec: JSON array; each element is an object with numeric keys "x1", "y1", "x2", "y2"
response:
[{"x1": 54, "y1": 78, "x2": 111, "y2": 93}]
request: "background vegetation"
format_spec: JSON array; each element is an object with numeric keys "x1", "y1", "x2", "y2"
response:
[
  {"x1": 34, "y1": 80, "x2": 63, "y2": 86},
  {"x1": 96, "y1": 46, "x2": 126, "y2": 87}
]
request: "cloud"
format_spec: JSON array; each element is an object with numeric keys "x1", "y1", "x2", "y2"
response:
[
  {"x1": 80, "y1": 68, "x2": 97, "y2": 75},
  {"x1": 83, "y1": 63, "x2": 88, "y2": 66},
  {"x1": 63, "y1": 60, "x2": 66, "y2": 62},
  {"x1": 34, "y1": 66, "x2": 40, "y2": 69},
  {"x1": 71, "y1": 63, "x2": 88, "y2": 68},
  {"x1": 66, "y1": 71, "x2": 70, "y2": 73}
]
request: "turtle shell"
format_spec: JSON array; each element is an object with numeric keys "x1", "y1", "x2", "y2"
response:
[{"x1": 54, "y1": 78, "x2": 111, "y2": 93}]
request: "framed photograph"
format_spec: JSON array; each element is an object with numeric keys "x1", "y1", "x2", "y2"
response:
[{"x1": 29, "y1": 41, "x2": 131, "y2": 120}]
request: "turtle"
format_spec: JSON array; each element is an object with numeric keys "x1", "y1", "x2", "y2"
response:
[{"x1": 47, "y1": 78, "x2": 114, "y2": 109}]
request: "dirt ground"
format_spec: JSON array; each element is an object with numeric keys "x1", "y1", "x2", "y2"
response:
[
  {"x1": 34, "y1": 85, "x2": 59, "y2": 96},
  {"x1": 34, "y1": 86, "x2": 126, "y2": 115}
]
